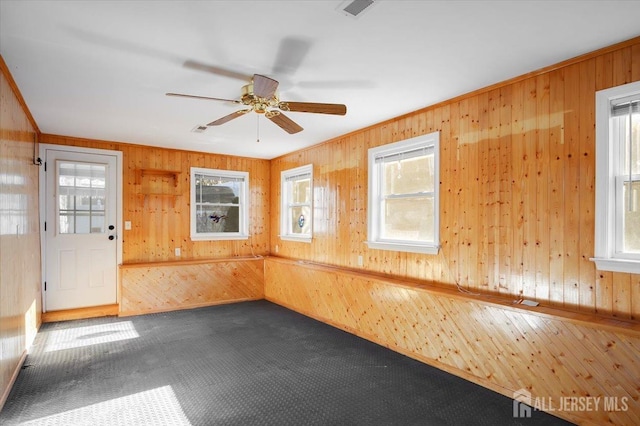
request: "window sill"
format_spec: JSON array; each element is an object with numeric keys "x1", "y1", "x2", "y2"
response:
[
  {"x1": 279, "y1": 235, "x2": 312, "y2": 243},
  {"x1": 191, "y1": 234, "x2": 249, "y2": 241},
  {"x1": 366, "y1": 241, "x2": 440, "y2": 255},
  {"x1": 591, "y1": 257, "x2": 640, "y2": 274}
]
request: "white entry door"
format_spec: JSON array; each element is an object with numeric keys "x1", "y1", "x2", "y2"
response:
[{"x1": 43, "y1": 148, "x2": 119, "y2": 311}]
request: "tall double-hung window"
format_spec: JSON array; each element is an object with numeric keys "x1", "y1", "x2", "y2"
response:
[
  {"x1": 593, "y1": 81, "x2": 640, "y2": 273},
  {"x1": 280, "y1": 164, "x2": 313, "y2": 241},
  {"x1": 367, "y1": 131, "x2": 440, "y2": 254}
]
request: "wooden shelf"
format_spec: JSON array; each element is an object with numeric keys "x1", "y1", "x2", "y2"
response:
[
  {"x1": 134, "y1": 168, "x2": 182, "y2": 201},
  {"x1": 134, "y1": 168, "x2": 181, "y2": 186}
]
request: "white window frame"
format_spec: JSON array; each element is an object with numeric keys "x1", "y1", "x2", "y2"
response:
[
  {"x1": 366, "y1": 131, "x2": 440, "y2": 254},
  {"x1": 190, "y1": 167, "x2": 249, "y2": 241},
  {"x1": 280, "y1": 164, "x2": 313, "y2": 242},
  {"x1": 592, "y1": 81, "x2": 640, "y2": 273}
]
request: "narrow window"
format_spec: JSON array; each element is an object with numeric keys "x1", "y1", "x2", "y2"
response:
[
  {"x1": 190, "y1": 167, "x2": 248, "y2": 241},
  {"x1": 367, "y1": 131, "x2": 440, "y2": 254},
  {"x1": 593, "y1": 81, "x2": 640, "y2": 273},
  {"x1": 280, "y1": 164, "x2": 313, "y2": 242}
]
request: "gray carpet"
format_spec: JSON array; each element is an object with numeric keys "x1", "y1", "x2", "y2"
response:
[{"x1": 1, "y1": 300, "x2": 571, "y2": 425}]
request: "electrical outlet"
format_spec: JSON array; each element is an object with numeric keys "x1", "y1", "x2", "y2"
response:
[
  {"x1": 357, "y1": 255, "x2": 364, "y2": 266},
  {"x1": 175, "y1": 247, "x2": 181, "y2": 257},
  {"x1": 124, "y1": 221, "x2": 132, "y2": 230},
  {"x1": 275, "y1": 245, "x2": 279, "y2": 253}
]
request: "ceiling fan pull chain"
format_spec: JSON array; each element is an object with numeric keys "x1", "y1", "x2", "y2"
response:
[{"x1": 256, "y1": 114, "x2": 260, "y2": 143}]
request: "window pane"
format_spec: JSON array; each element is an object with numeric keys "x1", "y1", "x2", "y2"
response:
[
  {"x1": 195, "y1": 204, "x2": 240, "y2": 233},
  {"x1": 382, "y1": 196, "x2": 434, "y2": 242},
  {"x1": 191, "y1": 168, "x2": 248, "y2": 239},
  {"x1": 281, "y1": 165, "x2": 313, "y2": 239},
  {"x1": 289, "y1": 205, "x2": 311, "y2": 235},
  {"x1": 74, "y1": 211, "x2": 91, "y2": 234},
  {"x1": 291, "y1": 178, "x2": 311, "y2": 204},
  {"x1": 195, "y1": 174, "x2": 240, "y2": 204},
  {"x1": 623, "y1": 180, "x2": 640, "y2": 253},
  {"x1": 383, "y1": 154, "x2": 434, "y2": 196},
  {"x1": 58, "y1": 162, "x2": 107, "y2": 234},
  {"x1": 618, "y1": 112, "x2": 640, "y2": 175},
  {"x1": 59, "y1": 213, "x2": 74, "y2": 234}
]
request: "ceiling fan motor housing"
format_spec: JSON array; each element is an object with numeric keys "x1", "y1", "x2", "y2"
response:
[{"x1": 241, "y1": 83, "x2": 280, "y2": 113}]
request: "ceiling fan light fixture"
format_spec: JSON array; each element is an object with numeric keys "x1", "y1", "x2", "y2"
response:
[
  {"x1": 168, "y1": 73, "x2": 346, "y2": 135},
  {"x1": 254, "y1": 102, "x2": 269, "y2": 114}
]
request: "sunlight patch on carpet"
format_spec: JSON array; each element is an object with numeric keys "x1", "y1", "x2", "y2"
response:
[
  {"x1": 21, "y1": 385, "x2": 191, "y2": 425},
  {"x1": 43, "y1": 321, "x2": 139, "y2": 352}
]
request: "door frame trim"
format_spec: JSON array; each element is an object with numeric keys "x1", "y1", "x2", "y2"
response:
[{"x1": 38, "y1": 144, "x2": 123, "y2": 313}]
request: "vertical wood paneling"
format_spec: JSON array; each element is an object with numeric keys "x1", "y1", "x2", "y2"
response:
[
  {"x1": 487, "y1": 89, "x2": 501, "y2": 292},
  {"x1": 458, "y1": 98, "x2": 471, "y2": 289},
  {"x1": 548, "y1": 69, "x2": 566, "y2": 307},
  {"x1": 448, "y1": 101, "x2": 461, "y2": 284},
  {"x1": 438, "y1": 105, "x2": 454, "y2": 285},
  {"x1": 579, "y1": 59, "x2": 597, "y2": 313},
  {"x1": 477, "y1": 91, "x2": 490, "y2": 291},
  {"x1": 0, "y1": 60, "x2": 41, "y2": 409},
  {"x1": 498, "y1": 87, "x2": 513, "y2": 295},
  {"x1": 535, "y1": 73, "x2": 551, "y2": 302},
  {"x1": 270, "y1": 40, "x2": 640, "y2": 318},
  {"x1": 522, "y1": 77, "x2": 537, "y2": 299},
  {"x1": 39, "y1": 134, "x2": 270, "y2": 263},
  {"x1": 510, "y1": 81, "x2": 526, "y2": 297}
]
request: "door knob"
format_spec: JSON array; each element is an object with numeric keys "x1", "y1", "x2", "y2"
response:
[
  {"x1": 108, "y1": 235, "x2": 115, "y2": 240},
  {"x1": 108, "y1": 225, "x2": 115, "y2": 230}
]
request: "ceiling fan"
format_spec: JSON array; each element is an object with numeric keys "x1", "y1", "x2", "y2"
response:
[{"x1": 166, "y1": 74, "x2": 347, "y2": 135}]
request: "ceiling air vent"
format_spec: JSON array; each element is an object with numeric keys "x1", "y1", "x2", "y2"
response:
[
  {"x1": 337, "y1": 0, "x2": 376, "y2": 19},
  {"x1": 191, "y1": 125, "x2": 208, "y2": 133}
]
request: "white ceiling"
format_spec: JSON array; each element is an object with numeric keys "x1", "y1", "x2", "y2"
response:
[{"x1": 1, "y1": 1, "x2": 639, "y2": 160}]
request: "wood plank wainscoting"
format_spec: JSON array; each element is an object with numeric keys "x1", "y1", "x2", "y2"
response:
[
  {"x1": 265, "y1": 257, "x2": 640, "y2": 425},
  {"x1": 119, "y1": 257, "x2": 264, "y2": 316}
]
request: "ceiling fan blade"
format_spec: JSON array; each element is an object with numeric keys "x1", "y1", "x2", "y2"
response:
[
  {"x1": 183, "y1": 60, "x2": 252, "y2": 81},
  {"x1": 266, "y1": 112, "x2": 303, "y2": 134},
  {"x1": 272, "y1": 37, "x2": 312, "y2": 76},
  {"x1": 253, "y1": 74, "x2": 279, "y2": 99},
  {"x1": 166, "y1": 93, "x2": 240, "y2": 104},
  {"x1": 282, "y1": 101, "x2": 347, "y2": 116},
  {"x1": 207, "y1": 109, "x2": 251, "y2": 126}
]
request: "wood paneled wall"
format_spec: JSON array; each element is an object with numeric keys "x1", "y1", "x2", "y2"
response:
[
  {"x1": 39, "y1": 134, "x2": 270, "y2": 264},
  {"x1": 120, "y1": 258, "x2": 264, "y2": 316},
  {"x1": 270, "y1": 38, "x2": 640, "y2": 319},
  {"x1": 0, "y1": 58, "x2": 41, "y2": 409},
  {"x1": 265, "y1": 257, "x2": 640, "y2": 425}
]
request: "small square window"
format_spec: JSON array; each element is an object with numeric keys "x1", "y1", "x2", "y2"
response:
[
  {"x1": 367, "y1": 131, "x2": 440, "y2": 254},
  {"x1": 190, "y1": 167, "x2": 249, "y2": 241},
  {"x1": 280, "y1": 164, "x2": 313, "y2": 242}
]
